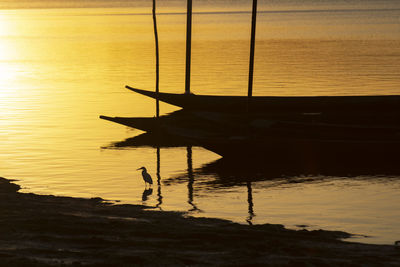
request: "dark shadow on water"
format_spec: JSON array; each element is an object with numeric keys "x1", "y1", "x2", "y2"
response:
[
  {"x1": 142, "y1": 188, "x2": 153, "y2": 202},
  {"x1": 104, "y1": 130, "x2": 400, "y2": 190},
  {"x1": 196, "y1": 152, "x2": 400, "y2": 188},
  {"x1": 147, "y1": 145, "x2": 400, "y2": 192}
]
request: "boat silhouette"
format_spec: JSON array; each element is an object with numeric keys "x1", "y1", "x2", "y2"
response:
[
  {"x1": 126, "y1": 86, "x2": 400, "y2": 114},
  {"x1": 101, "y1": 0, "x2": 400, "y2": 168}
]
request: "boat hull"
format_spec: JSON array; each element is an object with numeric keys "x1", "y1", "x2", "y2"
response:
[
  {"x1": 126, "y1": 86, "x2": 400, "y2": 113},
  {"x1": 159, "y1": 121, "x2": 400, "y2": 168},
  {"x1": 200, "y1": 136, "x2": 400, "y2": 168},
  {"x1": 99, "y1": 115, "x2": 160, "y2": 132}
]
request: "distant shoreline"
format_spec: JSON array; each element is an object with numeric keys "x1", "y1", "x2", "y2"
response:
[
  {"x1": 1, "y1": 176, "x2": 398, "y2": 265},
  {"x1": 1, "y1": 5, "x2": 399, "y2": 13}
]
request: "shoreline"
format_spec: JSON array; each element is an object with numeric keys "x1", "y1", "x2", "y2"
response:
[{"x1": 1, "y1": 177, "x2": 399, "y2": 266}]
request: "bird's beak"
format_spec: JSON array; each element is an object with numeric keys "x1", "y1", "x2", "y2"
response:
[{"x1": 136, "y1": 168, "x2": 142, "y2": 170}]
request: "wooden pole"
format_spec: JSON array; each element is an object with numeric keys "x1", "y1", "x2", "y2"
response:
[
  {"x1": 185, "y1": 0, "x2": 193, "y2": 94},
  {"x1": 247, "y1": 0, "x2": 258, "y2": 106},
  {"x1": 152, "y1": 0, "x2": 160, "y2": 117}
]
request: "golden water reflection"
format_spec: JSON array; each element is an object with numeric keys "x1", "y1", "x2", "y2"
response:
[{"x1": 0, "y1": 6, "x2": 399, "y2": 245}]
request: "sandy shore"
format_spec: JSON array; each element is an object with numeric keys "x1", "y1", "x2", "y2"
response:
[{"x1": 0, "y1": 177, "x2": 399, "y2": 266}]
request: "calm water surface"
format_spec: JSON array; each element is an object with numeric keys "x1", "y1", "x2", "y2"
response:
[{"x1": 1, "y1": 1, "x2": 400, "y2": 244}]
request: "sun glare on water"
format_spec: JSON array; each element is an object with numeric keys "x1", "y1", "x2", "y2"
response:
[{"x1": 0, "y1": 12, "x2": 20, "y2": 89}]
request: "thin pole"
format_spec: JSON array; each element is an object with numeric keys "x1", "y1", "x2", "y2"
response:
[
  {"x1": 248, "y1": 0, "x2": 258, "y2": 104},
  {"x1": 152, "y1": 0, "x2": 160, "y2": 117},
  {"x1": 185, "y1": 0, "x2": 193, "y2": 94}
]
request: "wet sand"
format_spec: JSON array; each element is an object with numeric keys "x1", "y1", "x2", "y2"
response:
[{"x1": 1, "y1": 177, "x2": 399, "y2": 266}]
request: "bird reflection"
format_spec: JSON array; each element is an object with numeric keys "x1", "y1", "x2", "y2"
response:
[
  {"x1": 155, "y1": 147, "x2": 163, "y2": 210},
  {"x1": 187, "y1": 146, "x2": 201, "y2": 212},
  {"x1": 142, "y1": 188, "x2": 153, "y2": 202},
  {"x1": 246, "y1": 181, "x2": 256, "y2": 225}
]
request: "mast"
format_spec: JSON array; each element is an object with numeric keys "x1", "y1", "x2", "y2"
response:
[
  {"x1": 248, "y1": 0, "x2": 258, "y2": 103},
  {"x1": 152, "y1": 0, "x2": 160, "y2": 117},
  {"x1": 185, "y1": 0, "x2": 193, "y2": 94}
]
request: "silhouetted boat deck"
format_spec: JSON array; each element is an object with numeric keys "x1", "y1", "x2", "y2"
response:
[
  {"x1": 100, "y1": 110, "x2": 225, "y2": 135},
  {"x1": 126, "y1": 86, "x2": 400, "y2": 113}
]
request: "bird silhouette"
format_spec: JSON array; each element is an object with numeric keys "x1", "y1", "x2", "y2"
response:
[{"x1": 137, "y1": 167, "x2": 153, "y2": 188}]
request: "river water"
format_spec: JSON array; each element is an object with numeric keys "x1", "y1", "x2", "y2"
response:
[{"x1": 0, "y1": 0, "x2": 399, "y2": 244}]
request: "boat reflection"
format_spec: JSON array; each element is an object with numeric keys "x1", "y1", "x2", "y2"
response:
[
  {"x1": 111, "y1": 134, "x2": 400, "y2": 225},
  {"x1": 196, "y1": 154, "x2": 400, "y2": 188}
]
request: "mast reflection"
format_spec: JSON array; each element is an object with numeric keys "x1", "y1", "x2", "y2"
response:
[
  {"x1": 155, "y1": 147, "x2": 163, "y2": 209},
  {"x1": 246, "y1": 181, "x2": 255, "y2": 225},
  {"x1": 187, "y1": 146, "x2": 201, "y2": 212}
]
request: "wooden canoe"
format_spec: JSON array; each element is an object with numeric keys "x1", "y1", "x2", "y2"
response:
[
  {"x1": 99, "y1": 110, "x2": 225, "y2": 133},
  {"x1": 126, "y1": 85, "x2": 400, "y2": 113},
  {"x1": 158, "y1": 119, "x2": 400, "y2": 165},
  {"x1": 100, "y1": 115, "x2": 160, "y2": 132}
]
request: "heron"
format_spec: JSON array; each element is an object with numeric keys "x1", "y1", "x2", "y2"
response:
[{"x1": 137, "y1": 167, "x2": 153, "y2": 188}]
